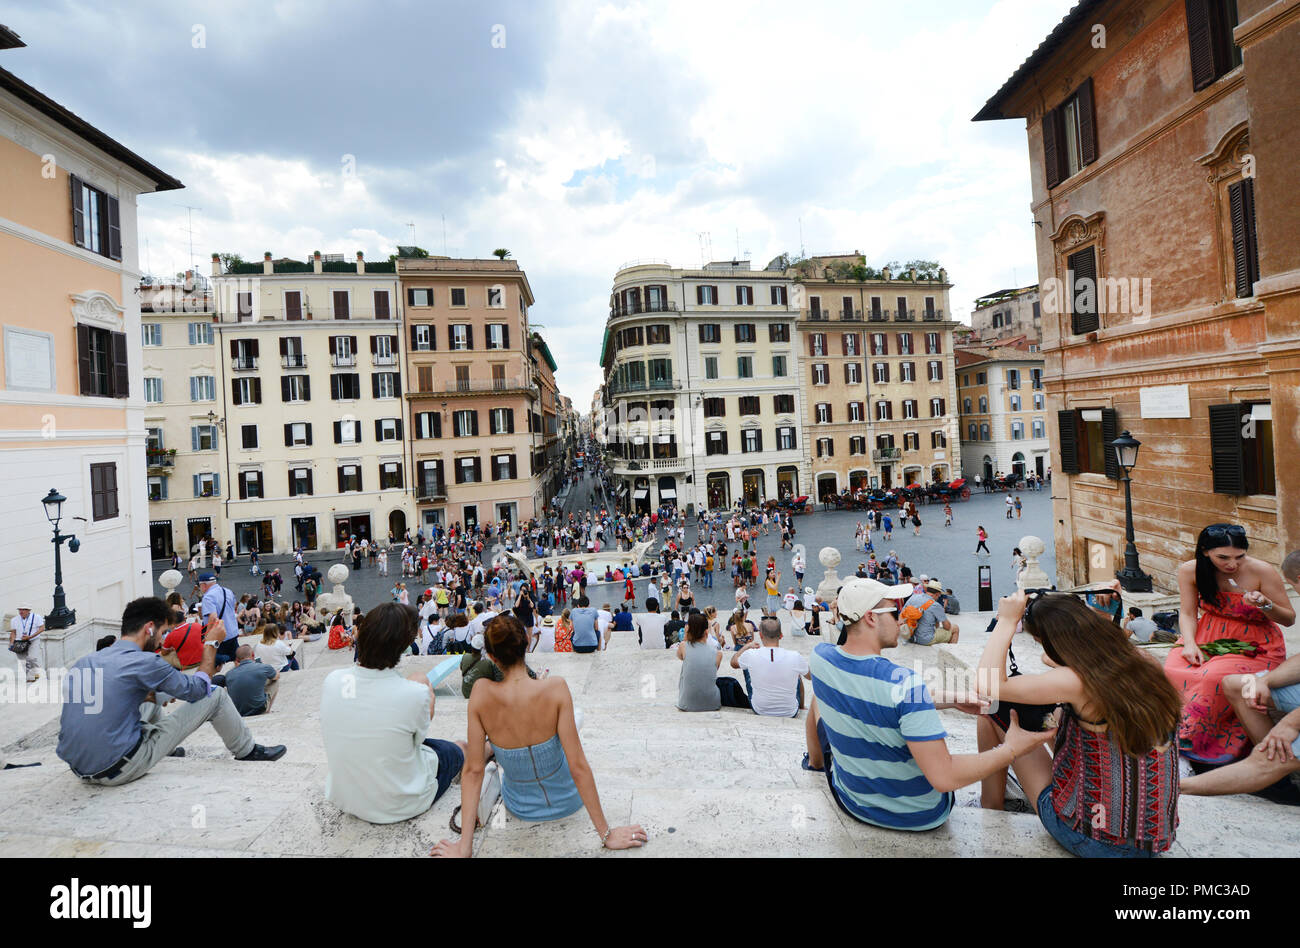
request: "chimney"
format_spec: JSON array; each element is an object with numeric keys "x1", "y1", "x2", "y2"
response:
[
  {"x1": 882, "y1": 266, "x2": 892, "y2": 281},
  {"x1": 313, "y1": 250, "x2": 322, "y2": 275},
  {"x1": 210, "y1": 252, "x2": 221, "y2": 277},
  {"x1": 263, "y1": 251, "x2": 273, "y2": 275},
  {"x1": 356, "y1": 251, "x2": 365, "y2": 274},
  {"x1": 909, "y1": 267, "x2": 918, "y2": 281},
  {"x1": 184, "y1": 269, "x2": 195, "y2": 293}
]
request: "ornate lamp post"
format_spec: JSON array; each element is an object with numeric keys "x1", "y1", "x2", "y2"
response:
[
  {"x1": 1110, "y1": 431, "x2": 1153, "y2": 593},
  {"x1": 41, "y1": 488, "x2": 81, "y2": 629}
]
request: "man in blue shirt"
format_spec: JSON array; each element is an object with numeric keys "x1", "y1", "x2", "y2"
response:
[
  {"x1": 198, "y1": 570, "x2": 240, "y2": 666},
  {"x1": 56, "y1": 597, "x2": 286, "y2": 785},
  {"x1": 570, "y1": 597, "x2": 600, "y2": 653},
  {"x1": 804, "y1": 578, "x2": 1051, "y2": 831}
]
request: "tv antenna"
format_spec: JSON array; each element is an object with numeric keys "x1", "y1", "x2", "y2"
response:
[
  {"x1": 174, "y1": 203, "x2": 202, "y2": 273},
  {"x1": 406, "y1": 221, "x2": 416, "y2": 246},
  {"x1": 696, "y1": 231, "x2": 712, "y2": 268},
  {"x1": 798, "y1": 217, "x2": 805, "y2": 259}
]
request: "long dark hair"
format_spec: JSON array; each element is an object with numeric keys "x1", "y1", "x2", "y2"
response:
[{"x1": 1194, "y1": 523, "x2": 1249, "y2": 608}]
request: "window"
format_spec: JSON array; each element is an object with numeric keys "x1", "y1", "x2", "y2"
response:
[
  {"x1": 816, "y1": 437, "x2": 834, "y2": 458},
  {"x1": 737, "y1": 356, "x2": 753, "y2": 379},
  {"x1": 736, "y1": 285, "x2": 754, "y2": 305},
  {"x1": 876, "y1": 401, "x2": 893, "y2": 421},
  {"x1": 189, "y1": 375, "x2": 215, "y2": 402},
  {"x1": 288, "y1": 468, "x2": 313, "y2": 497},
  {"x1": 380, "y1": 462, "x2": 404, "y2": 490},
  {"x1": 451, "y1": 325, "x2": 472, "y2": 350},
  {"x1": 372, "y1": 372, "x2": 400, "y2": 399},
  {"x1": 810, "y1": 297, "x2": 823, "y2": 318},
  {"x1": 332, "y1": 420, "x2": 361, "y2": 445},
  {"x1": 330, "y1": 335, "x2": 357, "y2": 367},
  {"x1": 241, "y1": 425, "x2": 259, "y2": 450},
  {"x1": 89, "y1": 462, "x2": 119, "y2": 520},
  {"x1": 706, "y1": 431, "x2": 728, "y2": 456},
  {"x1": 453, "y1": 410, "x2": 479, "y2": 437},
  {"x1": 925, "y1": 333, "x2": 941, "y2": 355},
  {"x1": 487, "y1": 454, "x2": 516, "y2": 482},
  {"x1": 330, "y1": 373, "x2": 361, "y2": 400},
  {"x1": 487, "y1": 287, "x2": 504, "y2": 308},
  {"x1": 873, "y1": 362, "x2": 890, "y2": 384},
  {"x1": 845, "y1": 362, "x2": 862, "y2": 385},
  {"x1": 69, "y1": 176, "x2": 121, "y2": 260},
  {"x1": 142, "y1": 323, "x2": 162, "y2": 347},
  {"x1": 870, "y1": 333, "x2": 888, "y2": 356},
  {"x1": 697, "y1": 285, "x2": 719, "y2": 305},
  {"x1": 188, "y1": 322, "x2": 212, "y2": 345},
  {"x1": 816, "y1": 403, "x2": 832, "y2": 424},
  {"x1": 904, "y1": 432, "x2": 919, "y2": 451},
  {"x1": 144, "y1": 377, "x2": 163, "y2": 403},
  {"x1": 408, "y1": 288, "x2": 432, "y2": 307},
  {"x1": 77, "y1": 326, "x2": 127, "y2": 398},
  {"x1": 772, "y1": 354, "x2": 788, "y2": 378},
  {"x1": 1068, "y1": 246, "x2": 1100, "y2": 334},
  {"x1": 331, "y1": 290, "x2": 351, "y2": 319},
  {"x1": 1010, "y1": 395, "x2": 1022, "y2": 412},
  {"x1": 407, "y1": 324, "x2": 433, "y2": 352},
  {"x1": 489, "y1": 407, "x2": 515, "y2": 434},
  {"x1": 1187, "y1": 0, "x2": 1242, "y2": 91},
  {"x1": 734, "y1": 323, "x2": 756, "y2": 343},
  {"x1": 1011, "y1": 422, "x2": 1025, "y2": 441},
  {"x1": 373, "y1": 290, "x2": 391, "y2": 319},
  {"x1": 980, "y1": 423, "x2": 991, "y2": 441},
  {"x1": 147, "y1": 476, "x2": 166, "y2": 502},
  {"x1": 338, "y1": 465, "x2": 362, "y2": 493},
  {"x1": 455, "y1": 365, "x2": 471, "y2": 391},
  {"x1": 897, "y1": 297, "x2": 910, "y2": 321},
  {"x1": 976, "y1": 371, "x2": 987, "y2": 384},
  {"x1": 486, "y1": 324, "x2": 509, "y2": 350},
  {"x1": 703, "y1": 356, "x2": 719, "y2": 380},
  {"x1": 963, "y1": 398, "x2": 972, "y2": 413},
  {"x1": 770, "y1": 286, "x2": 788, "y2": 306},
  {"x1": 238, "y1": 470, "x2": 263, "y2": 500},
  {"x1": 376, "y1": 418, "x2": 402, "y2": 442},
  {"x1": 455, "y1": 456, "x2": 483, "y2": 484},
  {"x1": 900, "y1": 362, "x2": 916, "y2": 383},
  {"x1": 931, "y1": 430, "x2": 948, "y2": 449},
  {"x1": 812, "y1": 363, "x2": 829, "y2": 386},
  {"x1": 1042, "y1": 78, "x2": 1097, "y2": 188},
  {"x1": 648, "y1": 359, "x2": 672, "y2": 384},
  {"x1": 281, "y1": 375, "x2": 310, "y2": 402},
  {"x1": 1031, "y1": 368, "x2": 1044, "y2": 390},
  {"x1": 876, "y1": 434, "x2": 895, "y2": 451},
  {"x1": 231, "y1": 377, "x2": 262, "y2": 406},
  {"x1": 897, "y1": 333, "x2": 914, "y2": 355},
  {"x1": 741, "y1": 428, "x2": 763, "y2": 453},
  {"x1": 192, "y1": 425, "x2": 219, "y2": 451},
  {"x1": 1034, "y1": 392, "x2": 1045, "y2": 411},
  {"x1": 968, "y1": 423, "x2": 978, "y2": 441},
  {"x1": 810, "y1": 333, "x2": 827, "y2": 357},
  {"x1": 924, "y1": 297, "x2": 937, "y2": 318},
  {"x1": 414, "y1": 411, "x2": 442, "y2": 439},
  {"x1": 416, "y1": 365, "x2": 433, "y2": 392},
  {"x1": 903, "y1": 399, "x2": 918, "y2": 420},
  {"x1": 417, "y1": 460, "x2": 445, "y2": 497},
  {"x1": 848, "y1": 402, "x2": 864, "y2": 423},
  {"x1": 703, "y1": 397, "x2": 726, "y2": 419},
  {"x1": 1228, "y1": 178, "x2": 1260, "y2": 299},
  {"x1": 236, "y1": 292, "x2": 254, "y2": 322},
  {"x1": 451, "y1": 288, "x2": 466, "y2": 306},
  {"x1": 1032, "y1": 419, "x2": 1046, "y2": 439},
  {"x1": 699, "y1": 323, "x2": 721, "y2": 344},
  {"x1": 776, "y1": 395, "x2": 795, "y2": 418},
  {"x1": 739, "y1": 396, "x2": 760, "y2": 416},
  {"x1": 842, "y1": 333, "x2": 860, "y2": 356},
  {"x1": 280, "y1": 336, "x2": 306, "y2": 368},
  {"x1": 646, "y1": 324, "x2": 671, "y2": 345},
  {"x1": 193, "y1": 472, "x2": 219, "y2": 499},
  {"x1": 926, "y1": 361, "x2": 943, "y2": 383},
  {"x1": 842, "y1": 296, "x2": 856, "y2": 320},
  {"x1": 979, "y1": 396, "x2": 988, "y2": 413},
  {"x1": 1007, "y1": 369, "x2": 1021, "y2": 390},
  {"x1": 849, "y1": 436, "x2": 865, "y2": 456},
  {"x1": 769, "y1": 323, "x2": 790, "y2": 342},
  {"x1": 1210, "y1": 402, "x2": 1274, "y2": 495},
  {"x1": 1057, "y1": 407, "x2": 1119, "y2": 478},
  {"x1": 777, "y1": 426, "x2": 796, "y2": 450}
]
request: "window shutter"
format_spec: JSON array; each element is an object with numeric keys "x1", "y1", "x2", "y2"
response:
[
  {"x1": 302, "y1": 376, "x2": 310, "y2": 401},
  {"x1": 434, "y1": 413, "x2": 442, "y2": 438},
  {"x1": 1043, "y1": 108, "x2": 1062, "y2": 190},
  {"x1": 328, "y1": 336, "x2": 337, "y2": 355},
  {"x1": 333, "y1": 421, "x2": 342, "y2": 443},
  {"x1": 407, "y1": 288, "x2": 416, "y2": 306},
  {"x1": 1076, "y1": 78, "x2": 1098, "y2": 167},
  {"x1": 374, "y1": 291, "x2": 390, "y2": 319},
  {"x1": 251, "y1": 378, "x2": 261, "y2": 403},
  {"x1": 279, "y1": 337, "x2": 288, "y2": 356},
  {"x1": 305, "y1": 470, "x2": 313, "y2": 495},
  {"x1": 338, "y1": 468, "x2": 345, "y2": 493},
  {"x1": 410, "y1": 325, "x2": 419, "y2": 348},
  {"x1": 193, "y1": 474, "x2": 200, "y2": 497},
  {"x1": 392, "y1": 371, "x2": 400, "y2": 394},
  {"x1": 374, "y1": 419, "x2": 382, "y2": 441},
  {"x1": 696, "y1": 285, "x2": 703, "y2": 305},
  {"x1": 371, "y1": 374, "x2": 380, "y2": 398},
  {"x1": 1209, "y1": 404, "x2": 1246, "y2": 494},
  {"x1": 506, "y1": 408, "x2": 515, "y2": 434},
  {"x1": 1185, "y1": 0, "x2": 1218, "y2": 91},
  {"x1": 230, "y1": 339, "x2": 239, "y2": 358},
  {"x1": 160, "y1": 478, "x2": 168, "y2": 500},
  {"x1": 503, "y1": 326, "x2": 510, "y2": 349},
  {"x1": 466, "y1": 326, "x2": 474, "y2": 350},
  {"x1": 280, "y1": 377, "x2": 290, "y2": 401},
  {"x1": 1068, "y1": 247, "x2": 1099, "y2": 334},
  {"x1": 471, "y1": 411, "x2": 480, "y2": 436},
  {"x1": 70, "y1": 174, "x2": 85, "y2": 246},
  {"x1": 213, "y1": 473, "x2": 220, "y2": 497},
  {"x1": 231, "y1": 379, "x2": 242, "y2": 406},
  {"x1": 369, "y1": 335, "x2": 377, "y2": 354},
  {"x1": 394, "y1": 419, "x2": 402, "y2": 439},
  {"x1": 239, "y1": 473, "x2": 248, "y2": 500},
  {"x1": 284, "y1": 424, "x2": 292, "y2": 446},
  {"x1": 350, "y1": 335, "x2": 357, "y2": 354},
  {"x1": 1057, "y1": 410, "x2": 1080, "y2": 474},
  {"x1": 106, "y1": 195, "x2": 122, "y2": 260},
  {"x1": 1228, "y1": 179, "x2": 1259, "y2": 299},
  {"x1": 288, "y1": 471, "x2": 297, "y2": 496}
]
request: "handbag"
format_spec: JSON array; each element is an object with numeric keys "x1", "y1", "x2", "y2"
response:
[
  {"x1": 9, "y1": 639, "x2": 31, "y2": 655},
  {"x1": 988, "y1": 645, "x2": 1059, "y2": 733}
]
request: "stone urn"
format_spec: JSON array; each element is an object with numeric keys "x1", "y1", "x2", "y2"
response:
[
  {"x1": 316, "y1": 563, "x2": 355, "y2": 626},
  {"x1": 815, "y1": 546, "x2": 842, "y2": 604},
  {"x1": 158, "y1": 569, "x2": 183, "y2": 598},
  {"x1": 1017, "y1": 535, "x2": 1051, "y2": 591}
]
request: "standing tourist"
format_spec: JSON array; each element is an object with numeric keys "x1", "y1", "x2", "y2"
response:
[
  {"x1": 197, "y1": 570, "x2": 241, "y2": 668},
  {"x1": 8, "y1": 603, "x2": 44, "y2": 682},
  {"x1": 974, "y1": 526, "x2": 990, "y2": 557}
]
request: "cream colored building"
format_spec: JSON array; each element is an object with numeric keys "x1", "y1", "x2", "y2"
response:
[
  {"x1": 600, "y1": 260, "x2": 804, "y2": 512},
  {"x1": 955, "y1": 340, "x2": 1049, "y2": 483},
  {"x1": 0, "y1": 30, "x2": 181, "y2": 659},
  {"x1": 969, "y1": 285, "x2": 1043, "y2": 345}
]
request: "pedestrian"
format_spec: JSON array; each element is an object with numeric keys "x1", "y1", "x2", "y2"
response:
[
  {"x1": 9, "y1": 603, "x2": 45, "y2": 682},
  {"x1": 882, "y1": 512, "x2": 893, "y2": 541},
  {"x1": 975, "y1": 526, "x2": 990, "y2": 557},
  {"x1": 1014, "y1": 495, "x2": 1023, "y2": 519},
  {"x1": 1005, "y1": 494, "x2": 1015, "y2": 520},
  {"x1": 911, "y1": 506, "x2": 922, "y2": 537}
]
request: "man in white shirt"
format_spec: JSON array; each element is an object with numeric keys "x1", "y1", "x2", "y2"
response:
[
  {"x1": 462, "y1": 603, "x2": 497, "y2": 650},
  {"x1": 635, "y1": 600, "x2": 669, "y2": 651},
  {"x1": 9, "y1": 604, "x2": 44, "y2": 682},
  {"x1": 596, "y1": 603, "x2": 614, "y2": 651},
  {"x1": 320, "y1": 603, "x2": 466, "y2": 823},
  {"x1": 730, "y1": 616, "x2": 811, "y2": 716}
]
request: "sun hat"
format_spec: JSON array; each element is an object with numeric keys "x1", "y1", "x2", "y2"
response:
[
  {"x1": 543, "y1": 616, "x2": 555, "y2": 626},
  {"x1": 925, "y1": 579, "x2": 944, "y2": 594},
  {"x1": 834, "y1": 577, "x2": 914, "y2": 623}
]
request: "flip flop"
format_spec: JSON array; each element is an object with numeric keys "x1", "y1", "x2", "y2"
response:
[{"x1": 800, "y1": 752, "x2": 824, "y2": 773}]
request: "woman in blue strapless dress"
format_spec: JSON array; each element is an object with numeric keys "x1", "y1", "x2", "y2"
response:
[{"x1": 431, "y1": 614, "x2": 648, "y2": 858}]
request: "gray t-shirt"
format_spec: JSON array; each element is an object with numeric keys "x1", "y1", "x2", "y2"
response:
[
  {"x1": 1127, "y1": 617, "x2": 1158, "y2": 643},
  {"x1": 225, "y1": 660, "x2": 277, "y2": 715},
  {"x1": 570, "y1": 607, "x2": 599, "y2": 648},
  {"x1": 903, "y1": 591, "x2": 943, "y2": 646},
  {"x1": 677, "y1": 640, "x2": 721, "y2": 711}
]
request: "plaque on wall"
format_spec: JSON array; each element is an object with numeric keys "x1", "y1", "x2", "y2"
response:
[
  {"x1": 3, "y1": 327, "x2": 56, "y2": 392},
  {"x1": 1139, "y1": 384, "x2": 1190, "y2": 419}
]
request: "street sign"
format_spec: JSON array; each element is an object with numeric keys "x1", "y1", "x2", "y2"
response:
[{"x1": 978, "y1": 564, "x2": 993, "y2": 612}]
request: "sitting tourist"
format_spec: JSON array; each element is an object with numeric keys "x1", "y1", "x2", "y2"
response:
[
  {"x1": 635, "y1": 598, "x2": 669, "y2": 651},
  {"x1": 569, "y1": 596, "x2": 601, "y2": 654},
  {"x1": 254, "y1": 624, "x2": 298, "y2": 671},
  {"x1": 977, "y1": 590, "x2": 1182, "y2": 856},
  {"x1": 160, "y1": 604, "x2": 206, "y2": 671},
  {"x1": 725, "y1": 616, "x2": 810, "y2": 716},
  {"x1": 727, "y1": 609, "x2": 756, "y2": 650},
  {"x1": 320, "y1": 603, "x2": 465, "y2": 824},
  {"x1": 1122, "y1": 606, "x2": 1158, "y2": 643},
  {"x1": 222, "y1": 644, "x2": 281, "y2": 716},
  {"x1": 900, "y1": 579, "x2": 960, "y2": 645},
  {"x1": 663, "y1": 610, "x2": 686, "y2": 647},
  {"x1": 803, "y1": 578, "x2": 1046, "y2": 832},
  {"x1": 676, "y1": 614, "x2": 722, "y2": 712},
  {"x1": 432, "y1": 615, "x2": 647, "y2": 857},
  {"x1": 56, "y1": 597, "x2": 285, "y2": 786},
  {"x1": 459, "y1": 631, "x2": 542, "y2": 699},
  {"x1": 327, "y1": 610, "x2": 353, "y2": 650},
  {"x1": 612, "y1": 604, "x2": 634, "y2": 633}
]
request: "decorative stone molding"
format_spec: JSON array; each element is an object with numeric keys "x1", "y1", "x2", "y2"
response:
[
  {"x1": 1049, "y1": 212, "x2": 1106, "y2": 252},
  {"x1": 70, "y1": 291, "x2": 125, "y2": 331}
]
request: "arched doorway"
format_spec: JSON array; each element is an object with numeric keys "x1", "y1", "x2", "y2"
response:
[
  {"x1": 706, "y1": 472, "x2": 731, "y2": 510},
  {"x1": 1012, "y1": 452, "x2": 1026, "y2": 479},
  {"x1": 742, "y1": 469, "x2": 766, "y2": 507},
  {"x1": 849, "y1": 469, "x2": 869, "y2": 491},
  {"x1": 388, "y1": 509, "x2": 406, "y2": 542},
  {"x1": 903, "y1": 466, "x2": 923, "y2": 486},
  {"x1": 817, "y1": 473, "x2": 838, "y2": 501},
  {"x1": 776, "y1": 466, "x2": 799, "y2": 499},
  {"x1": 930, "y1": 464, "x2": 949, "y2": 483},
  {"x1": 657, "y1": 475, "x2": 678, "y2": 509},
  {"x1": 879, "y1": 465, "x2": 893, "y2": 488},
  {"x1": 983, "y1": 456, "x2": 994, "y2": 483}
]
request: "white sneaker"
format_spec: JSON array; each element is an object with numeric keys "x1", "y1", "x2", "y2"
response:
[{"x1": 477, "y1": 761, "x2": 502, "y2": 828}]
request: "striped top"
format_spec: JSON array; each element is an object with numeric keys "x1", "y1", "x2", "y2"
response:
[{"x1": 810, "y1": 644, "x2": 952, "y2": 831}]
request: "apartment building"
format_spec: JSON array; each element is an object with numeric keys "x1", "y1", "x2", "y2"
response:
[
  {"x1": 976, "y1": 0, "x2": 1300, "y2": 590},
  {"x1": 531, "y1": 333, "x2": 564, "y2": 508},
  {"x1": 0, "y1": 30, "x2": 182, "y2": 658},
  {"x1": 793, "y1": 259, "x2": 962, "y2": 499},
  {"x1": 970, "y1": 285, "x2": 1043, "y2": 345},
  {"x1": 400, "y1": 256, "x2": 542, "y2": 532},
  {"x1": 207, "y1": 251, "x2": 410, "y2": 552},
  {"x1": 955, "y1": 339, "x2": 1049, "y2": 483},
  {"x1": 600, "y1": 260, "x2": 804, "y2": 513}
]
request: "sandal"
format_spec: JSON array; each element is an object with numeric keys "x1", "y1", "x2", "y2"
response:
[{"x1": 800, "y1": 752, "x2": 824, "y2": 773}]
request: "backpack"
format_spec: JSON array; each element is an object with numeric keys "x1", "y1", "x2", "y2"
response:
[{"x1": 898, "y1": 597, "x2": 936, "y2": 639}]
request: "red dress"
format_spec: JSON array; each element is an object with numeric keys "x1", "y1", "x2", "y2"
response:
[
  {"x1": 327, "y1": 623, "x2": 351, "y2": 650},
  {"x1": 554, "y1": 621, "x2": 573, "y2": 653},
  {"x1": 1163, "y1": 590, "x2": 1285, "y2": 763}
]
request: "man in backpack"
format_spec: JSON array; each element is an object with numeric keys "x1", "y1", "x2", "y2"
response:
[{"x1": 900, "y1": 579, "x2": 960, "y2": 645}]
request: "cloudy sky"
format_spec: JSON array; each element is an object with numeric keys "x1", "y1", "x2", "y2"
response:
[{"x1": 7, "y1": 0, "x2": 1074, "y2": 407}]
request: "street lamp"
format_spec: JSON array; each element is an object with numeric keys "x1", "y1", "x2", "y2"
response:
[
  {"x1": 1110, "y1": 430, "x2": 1152, "y2": 593},
  {"x1": 40, "y1": 488, "x2": 80, "y2": 629}
]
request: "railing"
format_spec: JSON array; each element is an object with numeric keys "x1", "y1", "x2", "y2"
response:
[
  {"x1": 617, "y1": 456, "x2": 683, "y2": 472},
  {"x1": 331, "y1": 354, "x2": 357, "y2": 367},
  {"x1": 609, "y1": 300, "x2": 680, "y2": 318},
  {"x1": 896, "y1": 309, "x2": 916, "y2": 321},
  {"x1": 806, "y1": 311, "x2": 829, "y2": 321},
  {"x1": 839, "y1": 309, "x2": 863, "y2": 321},
  {"x1": 869, "y1": 309, "x2": 891, "y2": 321},
  {"x1": 441, "y1": 376, "x2": 530, "y2": 393},
  {"x1": 923, "y1": 308, "x2": 943, "y2": 321},
  {"x1": 232, "y1": 357, "x2": 258, "y2": 371},
  {"x1": 225, "y1": 307, "x2": 395, "y2": 322},
  {"x1": 281, "y1": 355, "x2": 307, "y2": 369},
  {"x1": 373, "y1": 354, "x2": 398, "y2": 366},
  {"x1": 873, "y1": 448, "x2": 903, "y2": 461},
  {"x1": 146, "y1": 450, "x2": 174, "y2": 468},
  {"x1": 417, "y1": 482, "x2": 447, "y2": 502}
]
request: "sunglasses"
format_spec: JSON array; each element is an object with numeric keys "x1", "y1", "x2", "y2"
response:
[{"x1": 1202, "y1": 524, "x2": 1247, "y2": 546}]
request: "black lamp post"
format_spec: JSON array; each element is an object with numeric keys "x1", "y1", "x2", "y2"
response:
[
  {"x1": 41, "y1": 488, "x2": 80, "y2": 629},
  {"x1": 1111, "y1": 431, "x2": 1153, "y2": 593}
]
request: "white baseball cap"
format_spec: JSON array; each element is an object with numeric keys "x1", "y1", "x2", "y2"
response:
[{"x1": 834, "y1": 577, "x2": 914, "y2": 623}]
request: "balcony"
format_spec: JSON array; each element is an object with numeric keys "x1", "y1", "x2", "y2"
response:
[
  {"x1": 281, "y1": 354, "x2": 307, "y2": 369},
  {"x1": 609, "y1": 300, "x2": 680, "y2": 318},
  {"x1": 331, "y1": 354, "x2": 357, "y2": 368},
  {"x1": 869, "y1": 309, "x2": 891, "y2": 321},
  {"x1": 146, "y1": 449, "x2": 174, "y2": 469},
  {"x1": 923, "y1": 308, "x2": 944, "y2": 321},
  {"x1": 417, "y1": 481, "x2": 447, "y2": 503},
  {"x1": 440, "y1": 376, "x2": 531, "y2": 394},
  {"x1": 614, "y1": 456, "x2": 686, "y2": 473},
  {"x1": 839, "y1": 309, "x2": 863, "y2": 321},
  {"x1": 873, "y1": 448, "x2": 903, "y2": 462},
  {"x1": 373, "y1": 353, "x2": 398, "y2": 367},
  {"x1": 896, "y1": 309, "x2": 916, "y2": 322},
  {"x1": 232, "y1": 356, "x2": 258, "y2": 371},
  {"x1": 806, "y1": 310, "x2": 829, "y2": 321}
]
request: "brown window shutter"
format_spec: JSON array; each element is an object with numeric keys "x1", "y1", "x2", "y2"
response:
[
  {"x1": 1057, "y1": 410, "x2": 1080, "y2": 474},
  {"x1": 70, "y1": 174, "x2": 85, "y2": 247},
  {"x1": 350, "y1": 335, "x2": 357, "y2": 354},
  {"x1": 1076, "y1": 78, "x2": 1098, "y2": 167},
  {"x1": 76, "y1": 324, "x2": 92, "y2": 394},
  {"x1": 1043, "y1": 108, "x2": 1063, "y2": 190},
  {"x1": 337, "y1": 468, "x2": 345, "y2": 493},
  {"x1": 231, "y1": 379, "x2": 242, "y2": 406},
  {"x1": 696, "y1": 285, "x2": 703, "y2": 305},
  {"x1": 1068, "y1": 247, "x2": 1099, "y2": 334},
  {"x1": 110, "y1": 331, "x2": 129, "y2": 397},
  {"x1": 283, "y1": 424, "x2": 293, "y2": 446},
  {"x1": 369, "y1": 335, "x2": 377, "y2": 354},
  {"x1": 105, "y1": 195, "x2": 122, "y2": 260},
  {"x1": 252, "y1": 378, "x2": 262, "y2": 403},
  {"x1": 279, "y1": 337, "x2": 288, "y2": 356},
  {"x1": 1209, "y1": 403, "x2": 1246, "y2": 494},
  {"x1": 250, "y1": 339, "x2": 259, "y2": 357},
  {"x1": 281, "y1": 377, "x2": 290, "y2": 402},
  {"x1": 374, "y1": 290, "x2": 390, "y2": 318},
  {"x1": 302, "y1": 376, "x2": 310, "y2": 400},
  {"x1": 1228, "y1": 179, "x2": 1260, "y2": 298},
  {"x1": 328, "y1": 336, "x2": 337, "y2": 356},
  {"x1": 1185, "y1": 0, "x2": 1218, "y2": 91},
  {"x1": 1101, "y1": 408, "x2": 1120, "y2": 480},
  {"x1": 286, "y1": 292, "x2": 301, "y2": 320},
  {"x1": 229, "y1": 339, "x2": 239, "y2": 359}
]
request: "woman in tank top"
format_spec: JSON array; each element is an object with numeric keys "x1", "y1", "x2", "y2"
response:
[{"x1": 676, "y1": 614, "x2": 723, "y2": 712}]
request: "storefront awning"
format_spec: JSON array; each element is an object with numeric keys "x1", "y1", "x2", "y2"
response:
[
  {"x1": 660, "y1": 488, "x2": 676, "y2": 499},
  {"x1": 616, "y1": 483, "x2": 628, "y2": 494},
  {"x1": 633, "y1": 489, "x2": 649, "y2": 499}
]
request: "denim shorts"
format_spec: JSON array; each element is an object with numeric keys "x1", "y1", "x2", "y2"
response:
[
  {"x1": 423, "y1": 738, "x2": 465, "y2": 803},
  {"x1": 1270, "y1": 680, "x2": 1300, "y2": 757},
  {"x1": 1036, "y1": 788, "x2": 1156, "y2": 858}
]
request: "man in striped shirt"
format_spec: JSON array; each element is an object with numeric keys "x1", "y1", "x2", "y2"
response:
[{"x1": 804, "y1": 577, "x2": 1053, "y2": 831}]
